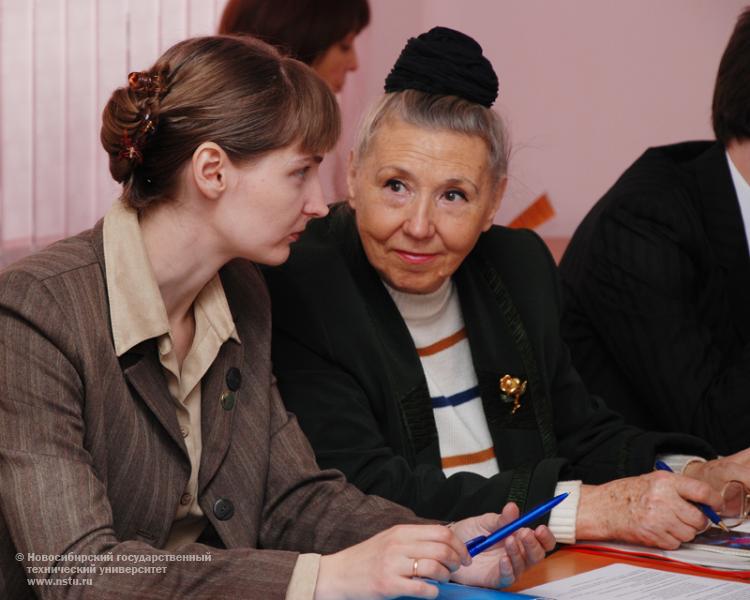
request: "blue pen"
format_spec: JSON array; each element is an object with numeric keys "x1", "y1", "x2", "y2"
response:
[
  {"x1": 654, "y1": 460, "x2": 729, "y2": 532},
  {"x1": 465, "y1": 492, "x2": 568, "y2": 557}
]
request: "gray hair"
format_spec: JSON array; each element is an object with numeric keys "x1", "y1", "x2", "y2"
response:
[{"x1": 352, "y1": 89, "x2": 509, "y2": 182}]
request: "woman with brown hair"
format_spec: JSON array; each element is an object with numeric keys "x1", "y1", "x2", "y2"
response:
[
  {"x1": 0, "y1": 35, "x2": 553, "y2": 599},
  {"x1": 219, "y1": 0, "x2": 368, "y2": 93}
]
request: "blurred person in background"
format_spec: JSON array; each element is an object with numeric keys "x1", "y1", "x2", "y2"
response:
[
  {"x1": 219, "y1": 0, "x2": 370, "y2": 203},
  {"x1": 219, "y1": 0, "x2": 368, "y2": 93}
]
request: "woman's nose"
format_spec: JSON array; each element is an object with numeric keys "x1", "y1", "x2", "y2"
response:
[
  {"x1": 304, "y1": 176, "x2": 329, "y2": 218},
  {"x1": 402, "y1": 199, "x2": 435, "y2": 239},
  {"x1": 348, "y1": 47, "x2": 359, "y2": 72}
]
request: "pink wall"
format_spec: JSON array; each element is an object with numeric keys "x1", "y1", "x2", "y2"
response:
[
  {"x1": 338, "y1": 0, "x2": 746, "y2": 240},
  {"x1": 0, "y1": 1, "x2": 746, "y2": 265}
]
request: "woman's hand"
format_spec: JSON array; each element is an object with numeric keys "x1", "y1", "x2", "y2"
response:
[
  {"x1": 315, "y1": 523, "x2": 469, "y2": 600},
  {"x1": 450, "y1": 503, "x2": 556, "y2": 589},
  {"x1": 314, "y1": 503, "x2": 555, "y2": 600},
  {"x1": 683, "y1": 448, "x2": 750, "y2": 493},
  {"x1": 577, "y1": 472, "x2": 723, "y2": 549}
]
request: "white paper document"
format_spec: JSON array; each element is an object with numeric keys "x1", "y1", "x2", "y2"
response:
[
  {"x1": 576, "y1": 541, "x2": 750, "y2": 571},
  {"x1": 572, "y1": 521, "x2": 750, "y2": 571},
  {"x1": 522, "y1": 563, "x2": 750, "y2": 599}
]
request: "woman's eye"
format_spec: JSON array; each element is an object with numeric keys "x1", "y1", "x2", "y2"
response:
[
  {"x1": 295, "y1": 166, "x2": 310, "y2": 179},
  {"x1": 445, "y1": 190, "x2": 467, "y2": 202},
  {"x1": 385, "y1": 179, "x2": 405, "y2": 193}
]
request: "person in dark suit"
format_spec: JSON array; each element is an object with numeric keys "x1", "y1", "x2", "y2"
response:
[
  {"x1": 0, "y1": 35, "x2": 553, "y2": 599},
  {"x1": 266, "y1": 26, "x2": 750, "y2": 552},
  {"x1": 558, "y1": 8, "x2": 750, "y2": 456}
]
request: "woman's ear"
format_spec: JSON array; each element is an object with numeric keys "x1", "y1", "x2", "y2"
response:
[
  {"x1": 192, "y1": 142, "x2": 227, "y2": 200},
  {"x1": 483, "y1": 176, "x2": 508, "y2": 231},
  {"x1": 346, "y1": 150, "x2": 358, "y2": 210}
]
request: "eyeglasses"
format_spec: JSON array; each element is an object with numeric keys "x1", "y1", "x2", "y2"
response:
[{"x1": 718, "y1": 480, "x2": 750, "y2": 529}]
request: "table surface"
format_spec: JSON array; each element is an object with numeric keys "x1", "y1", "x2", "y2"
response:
[{"x1": 505, "y1": 546, "x2": 748, "y2": 592}]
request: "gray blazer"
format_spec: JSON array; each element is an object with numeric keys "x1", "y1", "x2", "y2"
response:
[{"x1": 0, "y1": 222, "x2": 417, "y2": 599}]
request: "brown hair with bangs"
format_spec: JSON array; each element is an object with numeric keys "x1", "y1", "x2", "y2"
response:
[
  {"x1": 218, "y1": 0, "x2": 369, "y2": 65},
  {"x1": 712, "y1": 7, "x2": 750, "y2": 145},
  {"x1": 101, "y1": 35, "x2": 340, "y2": 212}
]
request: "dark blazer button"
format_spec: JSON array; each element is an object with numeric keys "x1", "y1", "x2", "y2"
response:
[
  {"x1": 226, "y1": 367, "x2": 242, "y2": 391},
  {"x1": 220, "y1": 391, "x2": 235, "y2": 411},
  {"x1": 213, "y1": 498, "x2": 234, "y2": 521}
]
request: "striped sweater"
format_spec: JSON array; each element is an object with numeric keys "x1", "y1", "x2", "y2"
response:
[
  {"x1": 386, "y1": 278, "x2": 581, "y2": 543},
  {"x1": 386, "y1": 279, "x2": 499, "y2": 477}
]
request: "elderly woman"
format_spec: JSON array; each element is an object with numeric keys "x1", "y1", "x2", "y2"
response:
[
  {"x1": 266, "y1": 27, "x2": 750, "y2": 550},
  {"x1": 0, "y1": 35, "x2": 553, "y2": 599}
]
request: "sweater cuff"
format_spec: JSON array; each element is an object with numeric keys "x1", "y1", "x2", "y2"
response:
[
  {"x1": 547, "y1": 481, "x2": 581, "y2": 544},
  {"x1": 656, "y1": 453, "x2": 707, "y2": 474},
  {"x1": 285, "y1": 553, "x2": 321, "y2": 600}
]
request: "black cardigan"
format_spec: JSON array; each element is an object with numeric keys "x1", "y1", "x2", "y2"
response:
[{"x1": 265, "y1": 204, "x2": 714, "y2": 520}]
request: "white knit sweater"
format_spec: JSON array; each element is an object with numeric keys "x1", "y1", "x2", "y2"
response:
[{"x1": 385, "y1": 278, "x2": 580, "y2": 543}]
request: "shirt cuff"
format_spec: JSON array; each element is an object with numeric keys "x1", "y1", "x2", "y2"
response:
[
  {"x1": 547, "y1": 480, "x2": 581, "y2": 544},
  {"x1": 285, "y1": 553, "x2": 321, "y2": 600},
  {"x1": 656, "y1": 454, "x2": 707, "y2": 474}
]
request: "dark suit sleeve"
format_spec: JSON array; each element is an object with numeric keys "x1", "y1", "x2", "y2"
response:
[
  {"x1": 272, "y1": 323, "x2": 567, "y2": 521},
  {"x1": 561, "y1": 194, "x2": 750, "y2": 455},
  {"x1": 548, "y1": 314, "x2": 714, "y2": 483}
]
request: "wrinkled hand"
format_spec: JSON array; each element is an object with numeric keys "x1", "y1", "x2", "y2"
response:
[
  {"x1": 450, "y1": 503, "x2": 556, "y2": 589},
  {"x1": 315, "y1": 523, "x2": 469, "y2": 600},
  {"x1": 684, "y1": 448, "x2": 750, "y2": 495},
  {"x1": 577, "y1": 472, "x2": 723, "y2": 549}
]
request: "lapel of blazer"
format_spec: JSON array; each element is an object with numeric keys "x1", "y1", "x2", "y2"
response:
[
  {"x1": 339, "y1": 209, "x2": 438, "y2": 464},
  {"x1": 90, "y1": 219, "x2": 189, "y2": 457},
  {"x1": 198, "y1": 336, "x2": 242, "y2": 494},
  {"x1": 120, "y1": 341, "x2": 189, "y2": 457},
  {"x1": 691, "y1": 142, "x2": 750, "y2": 341},
  {"x1": 199, "y1": 264, "x2": 253, "y2": 493}
]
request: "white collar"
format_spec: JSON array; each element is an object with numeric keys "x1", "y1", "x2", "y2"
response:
[
  {"x1": 383, "y1": 278, "x2": 454, "y2": 322},
  {"x1": 725, "y1": 150, "x2": 750, "y2": 253}
]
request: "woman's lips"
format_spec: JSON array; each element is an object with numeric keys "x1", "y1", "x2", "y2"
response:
[{"x1": 395, "y1": 250, "x2": 437, "y2": 265}]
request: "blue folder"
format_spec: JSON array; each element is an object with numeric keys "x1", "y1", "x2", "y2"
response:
[{"x1": 395, "y1": 580, "x2": 552, "y2": 599}]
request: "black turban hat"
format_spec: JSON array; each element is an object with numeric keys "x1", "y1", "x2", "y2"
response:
[{"x1": 384, "y1": 26, "x2": 499, "y2": 107}]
